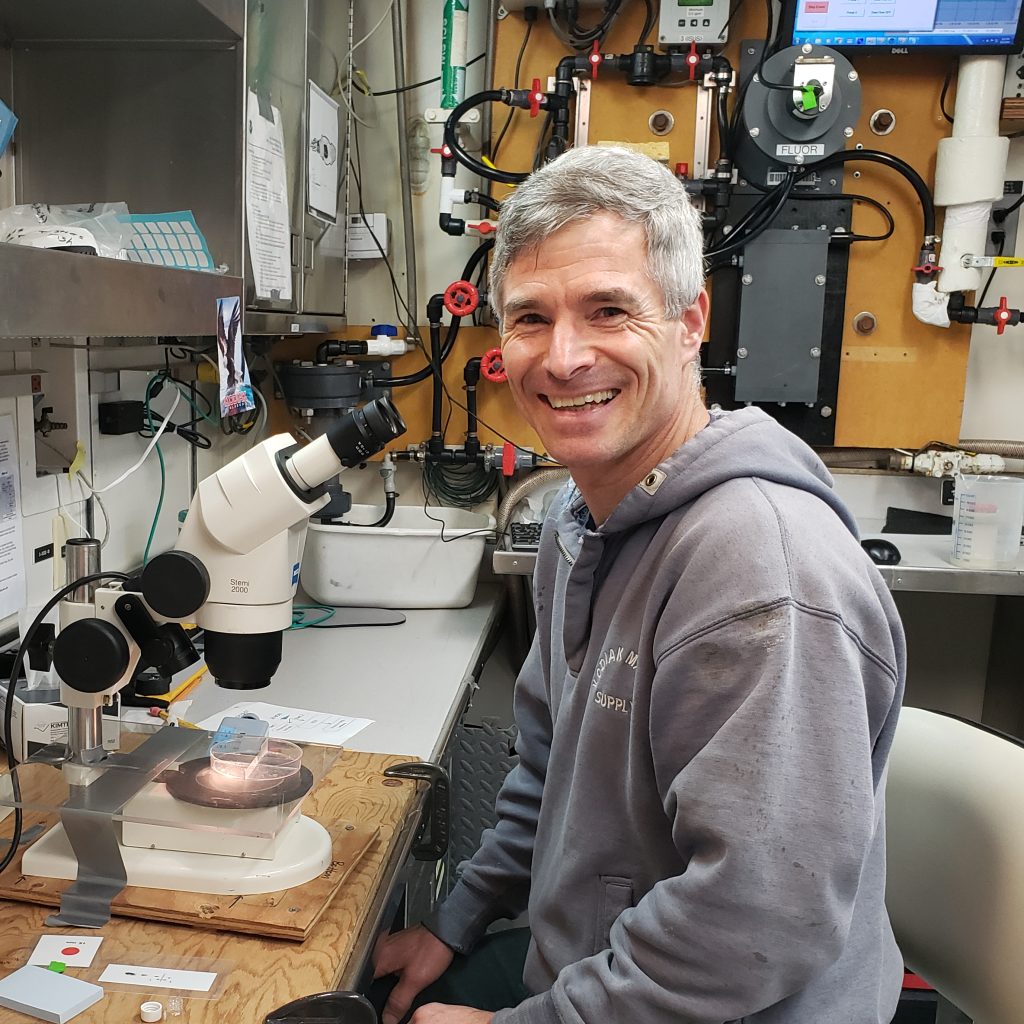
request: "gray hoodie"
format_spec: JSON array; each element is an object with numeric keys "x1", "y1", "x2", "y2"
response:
[{"x1": 427, "y1": 407, "x2": 906, "y2": 1024}]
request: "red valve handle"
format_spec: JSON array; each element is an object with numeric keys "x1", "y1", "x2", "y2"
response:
[
  {"x1": 444, "y1": 280, "x2": 479, "y2": 317},
  {"x1": 481, "y1": 347, "x2": 508, "y2": 383},
  {"x1": 468, "y1": 220, "x2": 497, "y2": 235},
  {"x1": 429, "y1": 144, "x2": 453, "y2": 158},
  {"x1": 590, "y1": 41, "x2": 602, "y2": 79},
  {"x1": 996, "y1": 296, "x2": 1013, "y2": 336},
  {"x1": 687, "y1": 40, "x2": 700, "y2": 81},
  {"x1": 528, "y1": 78, "x2": 544, "y2": 117},
  {"x1": 502, "y1": 442, "x2": 516, "y2": 477}
]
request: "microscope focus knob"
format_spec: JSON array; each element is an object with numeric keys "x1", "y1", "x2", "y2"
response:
[
  {"x1": 141, "y1": 551, "x2": 211, "y2": 619},
  {"x1": 53, "y1": 619, "x2": 130, "y2": 693}
]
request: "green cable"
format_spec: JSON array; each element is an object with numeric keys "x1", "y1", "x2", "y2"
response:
[{"x1": 290, "y1": 604, "x2": 335, "y2": 629}]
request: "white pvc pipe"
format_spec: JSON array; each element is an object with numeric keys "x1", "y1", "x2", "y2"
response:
[
  {"x1": 933, "y1": 56, "x2": 1009, "y2": 296},
  {"x1": 951, "y1": 56, "x2": 1004, "y2": 138}
]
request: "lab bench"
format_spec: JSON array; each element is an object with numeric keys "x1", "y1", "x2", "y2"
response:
[{"x1": 0, "y1": 586, "x2": 504, "y2": 1023}]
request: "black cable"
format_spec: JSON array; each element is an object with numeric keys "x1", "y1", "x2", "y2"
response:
[
  {"x1": 786, "y1": 191, "x2": 896, "y2": 243},
  {"x1": 812, "y1": 149, "x2": 936, "y2": 237},
  {"x1": 977, "y1": 236, "x2": 1006, "y2": 308},
  {"x1": 444, "y1": 91, "x2": 531, "y2": 185},
  {"x1": 718, "y1": 0, "x2": 748, "y2": 41},
  {"x1": 995, "y1": 193, "x2": 1024, "y2": 223},
  {"x1": 2, "y1": 571, "x2": 131, "y2": 874},
  {"x1": 492, "y1": 19, "x2": 534, "y2": 164},
  {"x1": 754, "y1": 0, "x2": 796, "y2": 92},
  {"x1": 350, "y1": 121, "x2": 422, "y2": 342},
  {"x1": 639, "y1": 0, "x2": 656, "y2": 45},
  {"x1": 372, "y1": 52, "x2": 485, "y2": 97},
  {"x1": 940, "y1": 62, "x2": 956, "y2": 125},
  {"x1": 556, "y1": 0, "x2": 625, "y2": 49},
  {"x1": 705, "y1": 172, "x2": 796, "y2": 260}
]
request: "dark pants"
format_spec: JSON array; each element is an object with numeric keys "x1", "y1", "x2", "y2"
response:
[{"x1": 369, "y1": 928, "x2": 533, "y2": 1022}]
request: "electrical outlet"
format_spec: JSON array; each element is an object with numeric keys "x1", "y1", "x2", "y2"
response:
[{"x1": 985, "y1": 181, "x2": 1023, "y2": 255}]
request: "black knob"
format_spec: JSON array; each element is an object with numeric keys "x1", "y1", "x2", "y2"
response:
[
  {"x1": 141, "y1": 551, "x2": 210, "y2": 619},
  {"x1": 53, "y1": 619, "x2": 130, "y2": 694}
]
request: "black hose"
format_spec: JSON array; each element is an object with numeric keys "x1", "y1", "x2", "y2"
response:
[
  {"x1": 338, "y1": 492, "x2": 396, "y2": 528},
  {"x1": 373, "y1": 241, "x2": 494, "y2": 389},
  {"x1": 716, "y1": 88, "x2": 731, "y2": 160},
  {"x1": 444, "y1": 91, "x2": 530, "y2": 185},
  {"x1": 430, "y1": 321, "x2": 445, "y2": 453},
  {"x1": 812, "y1": 149, "x2": 936, "y2": 238},
  {"x1": 464, "y1": 357, "x2": 482, "y2": 461}
]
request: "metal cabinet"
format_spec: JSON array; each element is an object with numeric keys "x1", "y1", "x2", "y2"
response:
[
  {"x1": 245, "y1": 0, "x2": 350, "y2": 328},
  {"x1": 0, "y1": 0, "x2": 348, "y2": 338}
]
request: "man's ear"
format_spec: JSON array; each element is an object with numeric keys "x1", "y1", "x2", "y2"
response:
[{"x1": 680, "y1": 288, "x2": 710, "y2": 356}]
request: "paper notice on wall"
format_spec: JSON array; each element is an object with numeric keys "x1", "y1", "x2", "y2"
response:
[
  {"x1": 245, "y1": 89, "x2": 293, "y2": 301},
  {"x1": 307, "y1": 81, "x2": 340, "y2": 223},
  {"x1": 0, "y1": 415, "x2": 26, "y2": 622}
]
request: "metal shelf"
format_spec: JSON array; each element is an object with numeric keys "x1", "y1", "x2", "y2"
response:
[
  {"x1": 0, "y1": 0, "x2": 242, "y2": 43},
  {"x1": 0, "y1": 244, "x2": 243, "y2": 339}
]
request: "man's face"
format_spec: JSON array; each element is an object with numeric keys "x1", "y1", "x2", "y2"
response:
[{"x1": 499, "y1": 213, "x2": 708, "y2": 475}]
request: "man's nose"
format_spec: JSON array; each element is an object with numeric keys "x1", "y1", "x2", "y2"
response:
[{"x1": 543, "y1": 319, "x2": 596, "y2": 380}]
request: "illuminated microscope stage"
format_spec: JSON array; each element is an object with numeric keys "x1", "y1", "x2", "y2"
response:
[{"x1": 22, "y1": 738, "x2": 335, "y2": 896}]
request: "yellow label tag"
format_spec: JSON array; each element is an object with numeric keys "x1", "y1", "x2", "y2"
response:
[{"x1": 68, "y1": 440, "x2": 86, "y2": 479}]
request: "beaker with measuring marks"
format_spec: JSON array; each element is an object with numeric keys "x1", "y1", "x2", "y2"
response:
[{"x1": 951, "y1": 474, "x2": 1024, "y2": 569}]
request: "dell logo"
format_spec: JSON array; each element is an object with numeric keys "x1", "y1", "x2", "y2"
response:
[{"x1": 891, "y1": 47, "x2": 909, "y2": 54}]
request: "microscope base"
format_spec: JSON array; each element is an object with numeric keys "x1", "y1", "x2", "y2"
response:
[{"x1": 22, "y1": 814, "x2": 333, "y2": 896}]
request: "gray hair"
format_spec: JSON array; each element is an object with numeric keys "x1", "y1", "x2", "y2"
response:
[{"x1": 490, "y1": 146, "x2": 705, "y2": 322}]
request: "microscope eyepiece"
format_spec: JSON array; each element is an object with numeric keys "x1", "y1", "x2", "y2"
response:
[{"x1": 326, "y1": 396, "x2": 407, "y2": 468}]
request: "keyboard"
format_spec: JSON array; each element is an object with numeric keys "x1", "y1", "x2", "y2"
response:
[{"x1": 509, "y1": 522, "x2": 543, "y2": 552}]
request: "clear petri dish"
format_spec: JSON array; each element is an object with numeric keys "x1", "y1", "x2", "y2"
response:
[{"x1": 208, "y1": 737, "x2": 303, "y2": 793}]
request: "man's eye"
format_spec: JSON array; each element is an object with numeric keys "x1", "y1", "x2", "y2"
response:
[
  {"x1": 515, "y1": 313, "x2": 546, "y2": 326},
  {"x1": 595, "y1": 307, "x2": 627, "y2": 319}
]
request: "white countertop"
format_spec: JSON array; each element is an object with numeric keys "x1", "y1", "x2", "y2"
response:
[
  {"x1": 859, "y1": 520, "x2": 1024, "y2": 595},
  {"x1": 187, "y1": 585, "x2": 503, "y2": 762}
]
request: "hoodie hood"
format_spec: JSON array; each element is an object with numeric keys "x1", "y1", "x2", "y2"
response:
[{"x1": 598, "y1": 406, "x2": 858, "y2": 539}]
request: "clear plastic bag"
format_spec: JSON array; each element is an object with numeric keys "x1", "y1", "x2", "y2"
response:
[{"x1": 0, "y1": 201, "x2": 133, "y2": 259}]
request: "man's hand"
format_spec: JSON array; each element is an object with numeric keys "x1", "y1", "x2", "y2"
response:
[
  {"x1": 411, "y1": 1006, "x2": 493, "y2": 1024},
  {"x1": 373, "y1": 925, "x2": 455, "y2": 1024}
]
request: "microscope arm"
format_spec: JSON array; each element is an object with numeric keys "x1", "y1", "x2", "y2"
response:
[{"x1": 53, "y1": 399, "x2": 406, "y2": 719}]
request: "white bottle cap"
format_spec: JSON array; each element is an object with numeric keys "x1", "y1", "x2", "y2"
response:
[{"x1": 140, "y1": 1000, "x2": 164, "y2": 1022}]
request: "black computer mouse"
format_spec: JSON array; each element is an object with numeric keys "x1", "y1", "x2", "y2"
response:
[{"x1": 861, "y1": 538, "x2": 901, "y2": 566}]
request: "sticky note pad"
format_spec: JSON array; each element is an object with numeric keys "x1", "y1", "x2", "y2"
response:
[{"x1": 0, "y1": 965, "x2": 103, "y2": 1023}]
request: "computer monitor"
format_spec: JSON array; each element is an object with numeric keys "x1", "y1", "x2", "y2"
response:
[{"x1": 782, "y1": 0, "x2": 1024, "y2": 55}]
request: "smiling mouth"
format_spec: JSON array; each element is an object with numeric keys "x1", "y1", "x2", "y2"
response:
[{"x1": 544, "y1": 389, "x2": 620, "y2": 410}]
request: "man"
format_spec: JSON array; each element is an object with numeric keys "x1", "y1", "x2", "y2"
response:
[{"x1": 373, "y1": 146, "x2": 905, "y2": 1024}]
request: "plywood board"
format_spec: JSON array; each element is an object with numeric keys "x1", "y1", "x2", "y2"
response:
[
  {"x1": 268, "y1": 8, "x2": 973, "y2": 453},
  {"x1": 0, "y1": 749, "x2": 419, "y2": 987},
  {"x1": 0, "y1": 817, "x2": 377, "y2": 942},
  {"x1": 489, "y1": 6, "x2": 973, "y2": 449}
]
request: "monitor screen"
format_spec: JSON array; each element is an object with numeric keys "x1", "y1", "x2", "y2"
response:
[{"x1": 786, "y1": 0, "x2": 1024, "y2": 53}]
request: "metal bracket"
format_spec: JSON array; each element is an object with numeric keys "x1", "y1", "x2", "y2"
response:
[
  {"x1": 383, "y1": 762, "x2": 450, "y2": 862},
  {"x1": 793, "y1": 56, "x2": 836, "y2": 114}
]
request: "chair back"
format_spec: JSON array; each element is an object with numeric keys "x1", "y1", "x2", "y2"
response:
[{"x1": 886, "y1": 707, "x2": 1024, "y2": 1024}]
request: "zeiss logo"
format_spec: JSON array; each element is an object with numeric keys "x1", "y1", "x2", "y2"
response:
[
  {"x1": 291, "y1": 562, "x2": 300, "y2": 584},
  {"x1": 891, "y1": 47, "x2": 909, "y2": 54}
]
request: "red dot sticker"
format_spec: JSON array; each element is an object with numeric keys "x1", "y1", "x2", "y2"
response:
[{"x1": 61, "y1": 947, "x2": 80, "y2": 956}]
